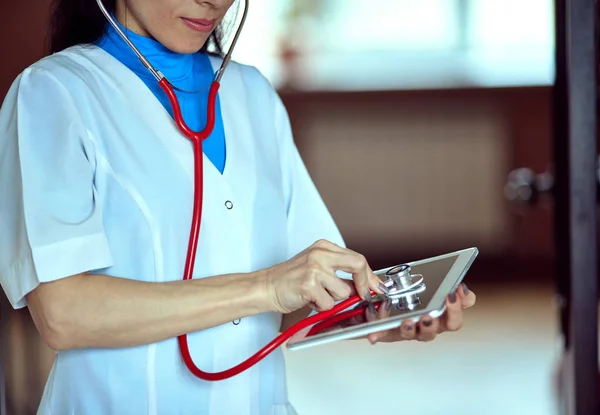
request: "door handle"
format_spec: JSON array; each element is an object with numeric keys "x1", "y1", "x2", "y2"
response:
[{"x1": 504, "y1": 155, "x2": 600, "y2": 206}]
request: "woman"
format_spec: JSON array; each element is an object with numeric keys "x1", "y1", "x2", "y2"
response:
[{"x1": 0, "y1": 0, "x2": 476, "y2": 414}]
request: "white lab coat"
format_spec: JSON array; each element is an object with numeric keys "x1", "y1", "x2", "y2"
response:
[{"x1": 0, "y1": 45, "x2": 345, "y2": 415}]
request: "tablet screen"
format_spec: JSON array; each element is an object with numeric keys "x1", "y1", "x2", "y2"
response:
[{"x1": 301, "y1": 254, "x2": 459, "y2": 339}]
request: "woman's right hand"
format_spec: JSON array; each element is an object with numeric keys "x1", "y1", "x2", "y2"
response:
[{"x1": 261, "y1": 239, "x2": 383, "y2": 314}]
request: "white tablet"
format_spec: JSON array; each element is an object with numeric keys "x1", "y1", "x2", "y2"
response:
[{"x1": 286, "y1": 247, "x2": 478, "y2": 351}]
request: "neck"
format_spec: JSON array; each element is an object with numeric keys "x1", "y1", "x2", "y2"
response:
[
  {"x1": 97, "y1": 16, "x2": 197, "y2": 83},
  {"x1": 113, "y1": 1, "x2": 150, "y2": 38}
]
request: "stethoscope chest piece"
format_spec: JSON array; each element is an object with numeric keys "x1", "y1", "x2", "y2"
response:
[{"x1": 379, "y1": 264, "x2": 426, "y2": 310}]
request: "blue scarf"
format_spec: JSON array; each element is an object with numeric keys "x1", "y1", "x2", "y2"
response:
[{"x1": 96, "y1": 20, "x2": 226, "y2": 174}]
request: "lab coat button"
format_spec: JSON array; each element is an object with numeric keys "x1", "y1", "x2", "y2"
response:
[{"x1": 225, "y1": 200, "x2": 233, "y2": 210}]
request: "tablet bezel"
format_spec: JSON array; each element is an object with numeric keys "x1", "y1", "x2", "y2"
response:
[{"x1": 285, "y1": 247, "x2": 479, "y2": 351}]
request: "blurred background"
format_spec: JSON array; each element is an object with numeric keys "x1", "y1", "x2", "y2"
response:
[{"x1": 0, "y1": 0, "x2": 584, "y2": 414}]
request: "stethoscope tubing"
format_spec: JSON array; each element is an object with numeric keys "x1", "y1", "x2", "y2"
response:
[{"x1": 95, "y1": 0, "x2": 378, "y2": 382}]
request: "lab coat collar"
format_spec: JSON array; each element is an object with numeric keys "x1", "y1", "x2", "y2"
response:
[
  {"x1": 78, "y1": 45, "x2": 240, "y2": 186},
  {"x1": 72, "y1": 45, "x2": 257, "y2": 229}
]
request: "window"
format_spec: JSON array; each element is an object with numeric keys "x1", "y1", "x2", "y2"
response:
[
  {"x1": 465, "y1": 0, "x2": 555, "y2": 87},
  {"x1": 225, "y1": 0, "x2": 555, "y2": 90}
]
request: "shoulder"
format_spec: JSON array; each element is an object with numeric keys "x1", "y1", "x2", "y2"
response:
[
  {"x1": 233, "y1": 61, "x2": 275, "y2": 91},
  {"x1": 4, "y1": 45, "x2": 111, "y2": 103},
  {"x1": 26, "y1": 45, "x2": 94, "y2": 73},
  {"x1": 207, "y1": 55, "x2": 278, "y2": 102},
  {"x1": 0, "y1": 46, "x2": 108, "y2": 142},
  {"x1": 207, "y1": 55, "x2": 272, "y2": 86}
]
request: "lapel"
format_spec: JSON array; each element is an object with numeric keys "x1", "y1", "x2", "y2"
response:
[
  {"x1": 83, "y1": 46, "x2": 235, "y2": 187},
  {"x1": 80, "y1": 46, "x2": 256, "y2": 235}
]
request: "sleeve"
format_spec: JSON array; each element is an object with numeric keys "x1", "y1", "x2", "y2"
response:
[
  {"x1": 272, "y1": 89, "x2": 349, "y2": 270},
  {"x1": 0, "y1": 67, "x2": 113, "y2": 309}
]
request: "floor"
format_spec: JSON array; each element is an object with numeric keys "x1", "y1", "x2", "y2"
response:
[{"x1": 283, "y1": 283, "x2": 561, "y2": 415}]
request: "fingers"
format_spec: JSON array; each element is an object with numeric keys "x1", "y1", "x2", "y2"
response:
[
  {"x1": 397, "y1": 320, "x2": 417, "y2": 341},
  {"x1": 320, "y1": 275, "x2": 354, "y2": 300},
  {"x1": 368, "y1": 286, "x2": 471, "y2": 344},
  {"x1": 309, "y1": 240, "x2": 382, "y2": 300},
  {"x1": 298, "y1": 271, "x2": 336, "y2": 312},
  {"x1": 365, "y1": 307, "x2": 379, "y2": 344},
  {"x1": 458, "y1": 283, "x2": 476, "y2": 309},
  {"x1": 365, "y1": 299, "x2": 390, "y2": 343},
  {"x1": 415, "y1": 315, "x2": 438, "y2": 341},
  {"x1": 362, "y1": 263, "x2": 384, "y2": 297},
  {"x1": 310, "y1": 284, "x2": 336, "y2": 311},
  {"x1": 303, "y1": 271, "x2": 355, "y2": 312},
  {"x1": 307, "y1": 302, "x2": 319, "y2": 312},
  {"x1": 370, "y1": 319, "x2": 417, "y2": 344},
  {"x1": 365, "y1": 302, "x2": 391, "y2": 343},
  {"x1": 439, "y1": 291, "x2": 463, "y2": 333},
  {"x1": 366, "y1": 302, "x2": 423, "y2": 344},
  {"x1": 389, "y1": 316, "x2": 437, "y2": 342}
]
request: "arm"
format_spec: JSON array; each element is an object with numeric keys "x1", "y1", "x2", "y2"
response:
[
  {"x1": 0, "y1": 68, "x2": 275, "y2": 351},
  {"x1": 28, "y1": 241, "x2": 384, "y2": 350},
  {"x1": 26, "y1": 270, "x2": 272, "y2": 351}
]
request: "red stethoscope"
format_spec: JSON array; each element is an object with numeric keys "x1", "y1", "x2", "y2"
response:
[{"x1": 96, "y1": 0, "x2": 383, "y2": 381}]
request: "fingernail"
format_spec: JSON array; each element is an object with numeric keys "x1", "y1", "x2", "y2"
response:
[
  {"x1": 378, "y1": 282, "x2": 390, "y2": 294},
  {"x1": 364, "y1": 290, "x2": 372, "y2": 301},
  {"x1": 422, "y1": 319, "x2": 432, "y2": 327},
  {"x1": 405, "y1": 324, "x2": 413, "y2": 331},
  {"x1": 449, "y1": 292, "x2": 457, "y2": 303},
  {"x1": 462, "y1": 284, "x2": 469, "y2": 295},
  {"x1": 385, "y1": 301, "x2": 392, "y2": 312}
]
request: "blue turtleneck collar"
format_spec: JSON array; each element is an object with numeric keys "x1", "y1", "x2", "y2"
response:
[
  {"x1": 95, "y1": 17, "x2": 213, "y2": 87},
  {"x1": 94, "y1": 17, "x2": 227, "y2": 174}
]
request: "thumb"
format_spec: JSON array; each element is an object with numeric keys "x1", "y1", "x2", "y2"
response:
[
  {"x1": 353, "y1": 269, "x2": 384, "y2": 301},
  {"x1": 362, "y1": 265, "x2": 384, "y2": 296},
  {"x1": 368, "y1": 269, "x2": 384, "y2": 295}
]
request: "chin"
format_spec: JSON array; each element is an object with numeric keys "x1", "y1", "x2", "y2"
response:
[
  {"x1": 159, "y1": 35, "x2": 210, "y2": 55},
  {"x1": 174, "y1": 45, "x2": 206, "y2": 54},
  {"x1": 165, "y1": 43, "x2": 205, "y2": 55}
]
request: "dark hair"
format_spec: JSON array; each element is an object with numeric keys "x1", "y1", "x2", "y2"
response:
[{"x1": 47, "y1": 0, "x2": 225, "y2": 56}]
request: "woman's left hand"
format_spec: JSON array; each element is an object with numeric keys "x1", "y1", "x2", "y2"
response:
[{"x1": 366, "y1": 283, "x2": 476, "y2": 344}]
